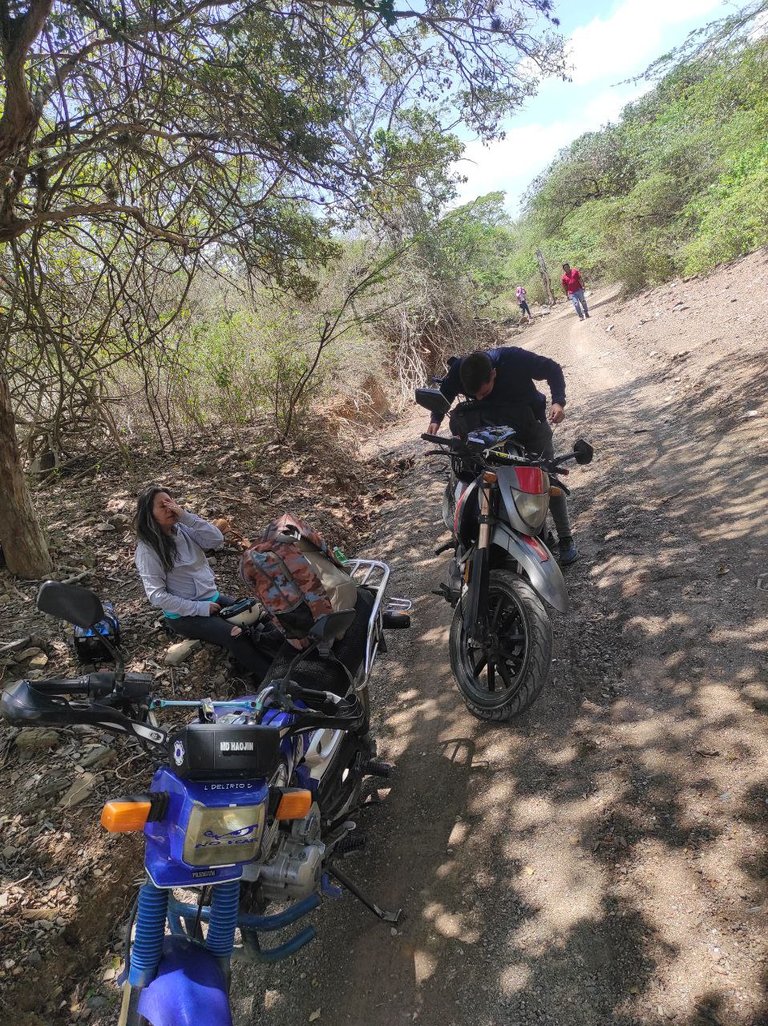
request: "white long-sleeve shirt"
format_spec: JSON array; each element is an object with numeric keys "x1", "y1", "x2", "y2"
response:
[{"x1": 134, "y1": 512, "x2": 224, "y2": 618}]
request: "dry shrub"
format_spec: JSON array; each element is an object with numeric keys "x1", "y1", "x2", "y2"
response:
[
  {"x1": 378, "y1": 298, "x2": 505, "y2": 400},
  {"x1": 317, "y1": 373, "x2": 393, "y2": 440}
]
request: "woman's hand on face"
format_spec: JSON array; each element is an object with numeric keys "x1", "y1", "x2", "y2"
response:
[
  {"x1": 151, "y1": 491, "x2": 185, "y2": 532},
  {"x1": 165, "y1": 497, "x2": 184, "y2": 519}
]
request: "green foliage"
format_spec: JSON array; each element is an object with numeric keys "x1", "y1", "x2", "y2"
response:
[
  {"x1": 681, "y1": 141, "x2": 768, "y2": 272},
  {"x1": 430, "y1": 193, "x2": 517, "y2": 311},
  {"x1": 515, "y1": 26, "x2": 768, "y2": 293}
]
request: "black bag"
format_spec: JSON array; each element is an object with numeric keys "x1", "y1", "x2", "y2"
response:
[{"x1": 448, "y1": 399, "x2": 540, "y2": 448}]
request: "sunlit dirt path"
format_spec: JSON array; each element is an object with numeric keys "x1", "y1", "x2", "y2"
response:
[{"x1": 234, "y1": 260, "x2": 768, "y2": 1026}]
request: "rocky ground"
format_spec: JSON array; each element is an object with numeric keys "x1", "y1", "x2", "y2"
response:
[
  {"x1": 0, "y1": 432, "x2": 408, "y2": 1025},
  {"x1": 1, "y1": 247, "x2": 767, "y2": 1025}
]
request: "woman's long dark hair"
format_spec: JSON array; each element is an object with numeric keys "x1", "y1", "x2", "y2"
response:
[{"x1": 135, "y1": 485, "x2": 178, "y2": 572}]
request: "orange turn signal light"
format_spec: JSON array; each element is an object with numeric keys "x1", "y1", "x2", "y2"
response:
[
  {"x1": 101, "y1": 799, "x2": 152, "y2": 833},
  {"x1": 274, "y1": 789, "x2": 312, "y2": 821},
  {"x1": 482, "y1": 471, "x2": 497, "y2": 484},
  {"x1": 549, "y1": 486, "x2": 564, "y2": 498}
]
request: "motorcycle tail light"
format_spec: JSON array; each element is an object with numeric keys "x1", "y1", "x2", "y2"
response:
[
  {"x1": 181, "y1": 801, "x2": 266, "y2": 867},
  {"x1": 512, "y1": 468, "x2": 549, "y2": 532}
]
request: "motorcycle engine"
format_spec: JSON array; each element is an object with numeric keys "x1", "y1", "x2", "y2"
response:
[{"x1": 243, "y1": 803, "x2": 325, "y2": 901}]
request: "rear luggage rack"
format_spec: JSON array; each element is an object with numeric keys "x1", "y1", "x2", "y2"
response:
[{"x1": 344, "y1": 560, "x2": 412, "y2": 673}]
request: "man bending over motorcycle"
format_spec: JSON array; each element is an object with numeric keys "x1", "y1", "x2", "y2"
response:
[{"x1": 425, "y1": 348, "x2": 578, "y2": 565}]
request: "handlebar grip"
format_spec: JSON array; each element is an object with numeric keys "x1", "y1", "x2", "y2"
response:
[
  {"x1": 25, "y1": 672, "x2": 119, "y2": 698},
  {"x1": 26, "y1": 676, "x2": 94, "y2": 695},
  {"x1": 421, "y1": 433, "x2": 452, "y2": 445}
]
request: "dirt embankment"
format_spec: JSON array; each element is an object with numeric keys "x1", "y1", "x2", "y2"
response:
[{"x1": 2, "y1": 248, "x2": 768, "y2": 1026}]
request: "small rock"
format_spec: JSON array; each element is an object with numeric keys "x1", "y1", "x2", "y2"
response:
[
  {"x1": 29, "y1": 653, "x2": 49, "y2": 668},
  {"x1": 16, "y1": 729, "x2": 61, "y2": 753},
  {"x1": 37, "y1": 775, "x2": 71, "y2": 798},
  {"x1": 25, "y1": 950, "x2": 43, "y2": 967},
  {"x1": 163, "y1": 639, "x2": 201, "y2": 666},
  {"x1": 17, "y1": 647, "x2": 44, "y2": 661},
  {"x1": 59, "y1": 772, "x2": 97, "y2": 809},
  {"x1": 21, "y1": 907, "x2": 58, "y2": 922},
  {"x1": 309, "y1": 1011, "x2": 321, "y2": 1023},
  {"x1": 79, "y1": 746, "x2": 115, "y2": 769}
]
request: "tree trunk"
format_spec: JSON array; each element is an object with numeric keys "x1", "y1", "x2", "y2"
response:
[
  {"x1": 0, "y1": 372, "x2": 52, "y2": 578},
  {"x1": 535, "y1": 248, "x2": 556, "y2": 306}
]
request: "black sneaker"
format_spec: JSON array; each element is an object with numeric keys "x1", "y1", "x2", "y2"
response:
[{"x1": 558, "y1": 538, "x2": 579, "y2": 566}]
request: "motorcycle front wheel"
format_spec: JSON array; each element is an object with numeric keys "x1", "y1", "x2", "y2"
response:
[{"x1": 449, "y1": 570, "x2": 552, "y2": 722}]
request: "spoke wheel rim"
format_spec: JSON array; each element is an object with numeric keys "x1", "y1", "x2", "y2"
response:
[{"x1": 459, "y1": 586, "x2": 530, "y2": 707}]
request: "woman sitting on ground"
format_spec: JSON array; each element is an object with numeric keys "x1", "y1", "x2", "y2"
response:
[{"x1": 134, "y1": 485, "x2": 277, "y2": 681}]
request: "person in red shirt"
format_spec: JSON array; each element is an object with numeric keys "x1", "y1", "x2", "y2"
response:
[{"x1": 561, "y1": 263, "x2": 589, "y2": 320}]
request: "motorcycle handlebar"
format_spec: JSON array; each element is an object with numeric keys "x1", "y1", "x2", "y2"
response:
[
  {"x1": 420, "y1": 433, "x2": 585, "y2": 475},
  {"x1": 28, "y1": 672, "x2": 115, "y2": 697}
]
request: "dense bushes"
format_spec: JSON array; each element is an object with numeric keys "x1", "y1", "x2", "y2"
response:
[{"x1": 513, "y1": 32, "x2": 768, "y2": 294}]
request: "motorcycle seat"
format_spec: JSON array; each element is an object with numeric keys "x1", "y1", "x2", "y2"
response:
[{"x1": 264, "y1": 587, "x2": 375, "y2": 697}]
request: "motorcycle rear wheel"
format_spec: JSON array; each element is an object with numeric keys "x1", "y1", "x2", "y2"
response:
[{"x1": 449, "y1": 570, "x2": 552, "y2": 721}]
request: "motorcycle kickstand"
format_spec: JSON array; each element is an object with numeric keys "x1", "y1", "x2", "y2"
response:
[{"x1": 327, "y1": 863, "x2": 402, "y2": 924}]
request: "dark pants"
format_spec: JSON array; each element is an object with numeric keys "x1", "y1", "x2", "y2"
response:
[
  {"x1": 519, "y1": 300, "x2": 531, "y2": 318},
  {"x1": 526, "y1": 422, "x2": 573, "y2": 540},
  {"x1": 167, "y1": 594, "x2": 280, "y2": 681}
]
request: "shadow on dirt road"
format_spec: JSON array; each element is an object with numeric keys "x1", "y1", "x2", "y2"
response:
[{"x1": 234, "y1": 277, "x2": 768, "y2": 1026}]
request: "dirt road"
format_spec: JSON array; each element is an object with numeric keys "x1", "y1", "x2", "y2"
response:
[{"x1": 235, "y1": 253, "x2": 768, "y2": 1026}]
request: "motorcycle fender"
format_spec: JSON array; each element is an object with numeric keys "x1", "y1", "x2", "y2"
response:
[
  {"x1": 137, "y1": 937, "x2": 232, "y2": 1026},
  {"x1": 491, "y1": 525, "x2": 568, "y2": 614}
]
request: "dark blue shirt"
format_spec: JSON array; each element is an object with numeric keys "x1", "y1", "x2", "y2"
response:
[{"x1": 433, "y1": 347, "x2": 566, "y2": 426}]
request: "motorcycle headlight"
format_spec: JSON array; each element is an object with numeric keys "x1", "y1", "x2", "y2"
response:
[
  {"x1": 182, "y1": 802, "x2": 266, "y2": 867},
  {"x1": 515, "y1": 493, "x2": 549, "y2": 533}
]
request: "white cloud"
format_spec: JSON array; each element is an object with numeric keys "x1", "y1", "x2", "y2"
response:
[
  {"x1": 454, "y1": 82, "x2": 649, "y2": 213},
  {"x1": 568, "y1": 0, "x2": 726, "y2": 84},
  {"x1": 452, "y1": 0, "x2": 731, "y2": 213}
]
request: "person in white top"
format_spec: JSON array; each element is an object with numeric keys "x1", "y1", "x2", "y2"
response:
[
  {"x1": 515, "y1": 284, "x2": 533, "y2": 323},
  {"x1": 134, "y1": 485, "x2": 278, "y2": 679}
]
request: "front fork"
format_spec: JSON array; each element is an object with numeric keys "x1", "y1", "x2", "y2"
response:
[
  {"x1": 466, "y1": 472, "x2": 496, "y2": 644},
  {"x1": 118, "y1": 879, "x2": 238, "y2": 1025}
]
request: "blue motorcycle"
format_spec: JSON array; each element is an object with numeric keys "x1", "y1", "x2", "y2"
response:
[{"x1": 1, "y1": 561, "x2": 410, "y2": 1026}]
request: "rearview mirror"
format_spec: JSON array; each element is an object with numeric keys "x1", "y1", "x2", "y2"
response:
[
  {"x1": 414, "y1": 388, "x2": 449, "y2": 417},
  {"x1": 37, "y1": 581, "x2": 105, "y2": 628},
  {"x1": 573, "y1": 439, "x2": 594, "y2": 465}
]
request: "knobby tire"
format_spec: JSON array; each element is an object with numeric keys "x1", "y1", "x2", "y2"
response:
[{"x1": 449, "y1": 570, "x2": 552, "y2": 721}]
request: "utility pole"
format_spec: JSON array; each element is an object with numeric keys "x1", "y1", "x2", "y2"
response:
[{"x1": 535, "y1": 248, "x2": 556, "y2": 306}]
